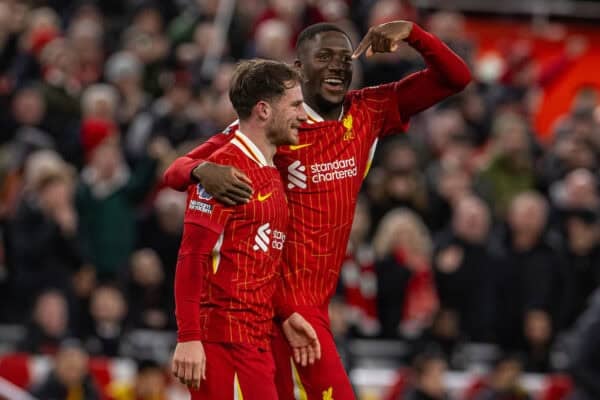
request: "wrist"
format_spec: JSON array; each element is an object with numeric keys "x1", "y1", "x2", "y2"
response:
[{"x1": 191, "y1": 162, "x2": 208, "y2": 184}]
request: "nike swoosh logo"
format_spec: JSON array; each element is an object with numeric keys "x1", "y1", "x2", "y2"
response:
[
  {"x1": 289, "y1": 143, "x2": 312, "y2": 151},
  {"x1": 257, "y1": 192, "x2": 273, "y2": 202}
]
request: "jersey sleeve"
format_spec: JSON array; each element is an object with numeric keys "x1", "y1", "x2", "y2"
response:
[
  {"x1": 175, "y1": 185, "x2": 233, "y2": 342},
  {"x1": 175, "y1": 222, "x2": 221, "y2": 342},
  {"x1": 162, "y1": 132, "x2": 234, "y2": 191},
  {"x1": 355, "y1": 23, "x2": 472, "y2": 138}
]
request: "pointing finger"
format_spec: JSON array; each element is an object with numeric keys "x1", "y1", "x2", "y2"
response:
[{"x1": 352, "y1": 31, "x2": 372, "y2": 59}]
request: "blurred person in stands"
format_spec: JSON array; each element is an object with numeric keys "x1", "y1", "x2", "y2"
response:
[
  {"x1": 3, "y1": 85, "x2": 49, "y2": 146},
  {"x1": 121, "y1": 5, "x2": 170, "y2": 97},
  {"x1": 80, "y1": 284, "x2": 128, "y2": 357},
  {"x1": 125, "y1": 70, "x2": 196, "y2": 162},
  {"x1": 0, "y1": 85, "x2": 53, "y2": 217},
  {"x1": 367, "y1": 138, "x2": 429, "y2": 232},
  {"x1": 9, "y1": 6, "x2": 61, "y2": 88},
  {"x1": 164, "y1": 17, "x2": 470, "y2": 398},
  {"x1": 433, "y1": 194, "x2": 495, "y2": 343},
  {"x1": 374, "y1": 208, "x2": 438, "y2": 339},
  {"x1": 19, "y1": 289, "x2": 70, "y2": 355},
  {"x1": 253, "y1": 0, "x2": 326, "y2": 48},
  {"x1": 339, "y1": 195, "x2": 380, "y2": 337},
  {"x1": 30, "y1": 338, "x2": 100, "y2": 400},
  {"x1": 361, "y1": 0, "x2": 422, "y2": 87},
  {"x1": 38, "y1": 38, "x2": 82, "y2": 140},
  {"x1": 254, "y1": 19, "x2": 294, "y2": 62},
  {"x1": 125, "y1": 248, "x2": 173, "y2": 330},
  {"x1": 402, "y1": 350, "x2": 449, "y2": 400},
  {"x1": 136, "y1": 187, "x2": 186, "y2": 283},
  {"x1": 105, "y1": 51, "x2": 150, "y2": 132},
  {"x1": 67, "y1": 13, "x2": 104, "y2": 86},
  {"x1": 492, "y1": 191, "x2": 565, "y2": 372},
  {"x1": 540, "y1": 133, "x2": 599, "y2": 190},
  {"x1": 476, "y1": 111, "x2": 537, "y2": 217},
  {"x1": 472, "y1": 353, "x2": 532, "y2": 400},
  {"x1": 564, "y1": 288, "x2": 600, "y2": 400},
  {"x1": 6, "y1": 150, "x2": 86, "y2": 317},
  {"x1": 425, "y1": 139, "x2": 474, "y2": 232},
  {"x1": 76, "y1": 118, "x2": 168, "y2": 281},
  {"x1": 550, "y1": 169, "x2": 600, "y2": 326}
]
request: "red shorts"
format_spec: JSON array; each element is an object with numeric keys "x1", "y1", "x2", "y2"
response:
[
  {"x1": 189, "y1": 342, "x2": 278, "y2": 400},
  {"x1": 272, "y1": 305, "x2": 356, "y2": 400}
]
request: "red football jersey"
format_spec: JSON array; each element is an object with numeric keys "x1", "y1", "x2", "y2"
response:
[
  {"x1": 165, "y1": 24, "x2": 471, "y2": 315},
  {"x1": 175, "y1": 131, "x2": 288, "y2": 348}
]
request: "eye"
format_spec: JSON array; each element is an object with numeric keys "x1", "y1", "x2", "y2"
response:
[{"x1": 316, "y1": 52, "x2": 331, "y2": 61}]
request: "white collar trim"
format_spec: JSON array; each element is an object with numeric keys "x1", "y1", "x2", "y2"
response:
[
  {"x1": 303, "y1": 102, "x2": 344, "y2": 124},
  {"x1": 231, "y1": 130, "x2": 271, "y2": 167}
]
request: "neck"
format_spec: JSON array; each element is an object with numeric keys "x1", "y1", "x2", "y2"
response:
[
  {"x1": 513, "y1": 232, "x2": 538, "y2": 251},
  {"x1": 238, "y1": 121, "x2": 276, "y2": 163},
  {"x1": 304, "y1": 93, "x2": 343, "y2": 121}
]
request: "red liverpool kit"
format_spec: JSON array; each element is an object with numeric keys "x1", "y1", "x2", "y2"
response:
[
  {"x1": 175, "y1": 131, "x2": 288, "y2": 399},
  {"x1": 166, "y1": 24, "x2": 471, "y2": 400}
]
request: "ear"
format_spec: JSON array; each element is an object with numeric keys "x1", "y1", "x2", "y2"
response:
[
  {"x1": 294, "y1": 59, "x2": 302, "y2": 69},
  {"x1": 255, "y1": 100, "x2": 271, "y2": 121}
]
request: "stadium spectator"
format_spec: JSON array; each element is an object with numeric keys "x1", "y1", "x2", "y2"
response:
[
  {"x1": 80, "y1": 284, "x2": 128, "y2": 357},
  {"x1": 125, "y1": 248, "x2": 174, "y2": 330},
  {"x1": 19, "y1": 289, "x2": 71, "y2": 355},
  {"x1": 433, "y1": 194, "x2": 495, "y2": 342},
  {"x1": 30, "y1": 338, "x2": 100, "y2": 399},
  {"x1": 374, "y1": 208, "x2": 438, "y2": 339},
  {"x1": 492, "y1": 192, "x2": 565, "y2": 372}
]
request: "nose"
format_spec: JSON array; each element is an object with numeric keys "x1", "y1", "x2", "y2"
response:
[{"x1": 327, "y1": 55, "x2": 344, "y2": 71}]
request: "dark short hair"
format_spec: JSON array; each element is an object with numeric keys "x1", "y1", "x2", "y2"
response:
[
  {"x1": 296, "y1": 23, "x2": 350, "y2": 50},
  {"x1": 228, "y1": 59, "x2": 302, "y2": 120}
]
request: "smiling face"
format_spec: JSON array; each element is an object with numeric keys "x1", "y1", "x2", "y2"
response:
[{"x1": 297, "y1": 30, "x2": 353, "y2": 111}]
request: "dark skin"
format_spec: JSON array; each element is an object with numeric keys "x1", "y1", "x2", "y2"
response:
[{"x1": 193, "y1": 21, "x2": 414, "y2": 205}]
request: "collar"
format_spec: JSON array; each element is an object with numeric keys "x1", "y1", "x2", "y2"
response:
[
  {"x1": 231, "y1": 130, "x2": 271, "y2": 167},
  {"x1": 303, "y1": 102, "x2": 344, "y2": 124}
]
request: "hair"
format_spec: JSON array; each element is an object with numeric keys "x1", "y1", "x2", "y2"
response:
[
  {"x1": 372, "y1": 208, "x2": 432, "y2": 260},
  {"x1": 296, "y1": 23, "x2": 350, "y2": 51},
  {"x1": 228, "y1": 59, "x2": 302, "y2": 120}
]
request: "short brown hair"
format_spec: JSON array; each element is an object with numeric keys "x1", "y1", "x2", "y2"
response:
[{"x1": 229, "y1": 59, "x2": 302, "y2": 120}]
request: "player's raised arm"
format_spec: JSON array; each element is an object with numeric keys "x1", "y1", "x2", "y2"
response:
[
  {"x1": 163, "y1": 132, "x2": 253, "y2": 205},
  {"x1": 353, "y1": 20, "x2": 472, "y2": 119}
]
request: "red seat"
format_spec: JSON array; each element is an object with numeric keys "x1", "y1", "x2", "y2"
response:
[
  {"x1": 0, "y1": 353, "x2": 31, "y2": 389},
  {"x1": 463, "y1": 376, "x2": 489, "y2": 400},
  {"x1": 539, "y1": 374, "x2": 573, "y2": 400},
  {"x1": 88, "y1": 357, "x2": 113, "y2": 400},
  {"x1": 383, "y1": 368, "x2": 411, "y2": 400}
]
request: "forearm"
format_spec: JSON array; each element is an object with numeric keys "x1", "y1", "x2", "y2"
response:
[
  {"x1": 393, "y1": 24, "x2": 471, "y2": 118},
  {"x1": 405, "y1": 24, "x2": 472, "y2": 89},
  {"x1": 175, "y1": 223, "x2": 218, "y2": 342}
]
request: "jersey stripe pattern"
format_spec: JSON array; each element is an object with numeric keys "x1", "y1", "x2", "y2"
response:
[{"x1": 184, "y1": 133, "x2": 288, "y2": 347}]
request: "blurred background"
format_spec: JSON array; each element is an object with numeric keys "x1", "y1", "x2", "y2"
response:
[{"x1": 0, "y1": 0, "x2": 600, "y2": 399}]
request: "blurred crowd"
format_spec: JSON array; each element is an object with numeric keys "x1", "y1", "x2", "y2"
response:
[{"x1": 0, "y1": 0, "x2": 599, "y2": 398}]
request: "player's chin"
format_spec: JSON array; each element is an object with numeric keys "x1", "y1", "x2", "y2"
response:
[
  {"x1": 287, "y1": 128, "x2": 300, "y2": 145},
  {"x1": 319, "y1": 90, "x2": 346, "y2": 106}
]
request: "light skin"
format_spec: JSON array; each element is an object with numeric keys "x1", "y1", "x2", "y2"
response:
[{"x1": 172, "y1": 82, "x2": 317, "y2": 391}]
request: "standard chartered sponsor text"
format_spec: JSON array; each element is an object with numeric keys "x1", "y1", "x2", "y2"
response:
[{"x1": 310, "y1": 157, "x2": 357, "y2": 183}]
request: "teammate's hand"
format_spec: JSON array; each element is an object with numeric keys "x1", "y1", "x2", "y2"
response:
[
  {"x1": 192, "y1": 162, "x2": 253, "y2": 206},
  {"x1": 172, "y1": 340, "x2": 206, "y2": 390},
  {"x1": 282, "y1": 312, "x2": 321, "y2": 367},
  {"x1": 352, "y1": 20, "x2": 414, "y2": 59}
]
